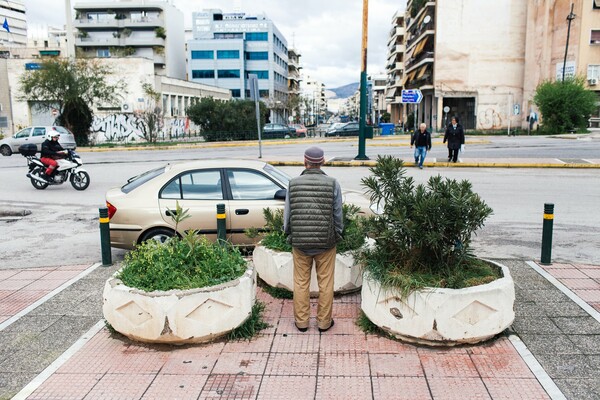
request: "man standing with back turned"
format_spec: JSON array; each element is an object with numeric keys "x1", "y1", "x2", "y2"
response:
[{"x1": 284, "y1": 147, "x2": 343, "y2": 333}]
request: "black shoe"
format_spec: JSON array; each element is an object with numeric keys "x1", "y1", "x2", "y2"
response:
[
  {"x1": 295, "y1": 323, "x2": 308, "y2": 333},
  {"x1": 318, "y1": 319, "x2": 334, "y2": 333}
]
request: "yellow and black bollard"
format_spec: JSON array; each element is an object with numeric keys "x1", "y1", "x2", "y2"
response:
[
  {"x1": 99, "y1": 207, "x2": 112, "y2": 266},
  {"x1": 540, "y1": 203, "x2": 554, "y2": 265},
  {"x1": 216, "y1": 203, "x2": 226, "y2": 245}
]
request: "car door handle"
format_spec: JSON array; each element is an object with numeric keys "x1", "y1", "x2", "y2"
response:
[
  {"x1": 165, "y1": 210, "x2": 174, "y2": 217},
  {"x1": 235, "y1": 209, "x2": 249, "y2": 215}
]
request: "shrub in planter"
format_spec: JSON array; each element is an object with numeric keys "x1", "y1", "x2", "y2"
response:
[
  {"x1": 249, "y1": 204, "x2": 369, "y2": 296},
  {"x1": 103, "y1": 202, "x2": 259, "y2": 344},
  {"x1": 358, "y1": 155, "x2": 515, "y2": 345}
]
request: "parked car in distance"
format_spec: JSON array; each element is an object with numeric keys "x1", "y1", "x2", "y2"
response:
[
  {"x1": 290, "y1": 124, "x2": 307, "y2": 137},
  {"x1": 262, "y1": 123, "x2": 297, "y2": 139},
  {"x1": 105, "y1": 159, "x2": 372, "y2": 250},
  {"x1": 325, "y1": 122, "x2": 360, "y2": 137},
  {"x1": 0, "y1": 126, "x2": 77, "y2": 156}
]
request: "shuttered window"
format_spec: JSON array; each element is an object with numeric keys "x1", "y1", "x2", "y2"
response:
[{"x1": 591, "y1": 30, "x2": 600, "y2": 44}]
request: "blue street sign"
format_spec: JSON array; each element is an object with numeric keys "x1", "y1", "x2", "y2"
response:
[{"x1": 401, "y1": 89, "x2": 423, "y2": 104}]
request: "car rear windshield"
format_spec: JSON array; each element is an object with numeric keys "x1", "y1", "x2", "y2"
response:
[
  {"x1": 51, "y1": 126, "x2": 70, "y2": 135},
  {"x1": 121, "y1": 166, "x2": 166, "y2": 194}
]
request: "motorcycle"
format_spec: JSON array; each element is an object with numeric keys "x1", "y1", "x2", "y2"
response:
[{"x1": 19, "y1": 144, "x2": 90, "y2": 191}]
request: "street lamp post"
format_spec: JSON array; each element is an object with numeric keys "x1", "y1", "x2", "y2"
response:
[
  {"x1": 355, "y1": 0, "x2": 369, "y2": 160},
  {"x1": 562, "y1": 3, "x2": 576, "y2": 82}
]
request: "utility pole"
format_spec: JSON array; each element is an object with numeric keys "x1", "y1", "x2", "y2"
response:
[
  {"x1": 562, "y1": 3, "x2": 576, "y2": 82},
  {"x1": 355, "y1": 0, "x2": 369, "y2": 160}
]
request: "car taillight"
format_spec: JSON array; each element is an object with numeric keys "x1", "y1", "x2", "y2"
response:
[{"x1": 106, "y1": 201, "x2": 117, "y2": 219}]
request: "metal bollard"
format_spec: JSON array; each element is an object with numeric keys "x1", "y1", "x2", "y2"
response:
[
  {"x1": 216, "y1": 203, "x2": 226, "y2": 245},
  {"x1": 540, "y1": 203, "x2": 554, "y2": 265},
  {"x1": 99, "y1": 207, "x2": 112, "y2": 266}
]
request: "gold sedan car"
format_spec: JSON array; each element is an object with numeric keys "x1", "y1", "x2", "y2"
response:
[{"x1": 106, "y1": 159, "x2": 370, "y2": 250}]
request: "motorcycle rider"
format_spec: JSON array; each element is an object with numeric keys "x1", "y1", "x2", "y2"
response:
[{"x1": 40, "y1": 132, "x2": 67, "y2": 180}]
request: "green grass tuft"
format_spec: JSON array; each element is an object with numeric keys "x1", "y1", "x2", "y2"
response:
[{"x1": 227, "y1": 301, "x2": 271, "y2": 341}]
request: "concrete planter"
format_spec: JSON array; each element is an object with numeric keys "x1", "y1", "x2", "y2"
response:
[
  {"x1": 252, "y1": 244, "x2": 364, "y2": 296},
  {"x1": 361, "y1": 260, "x2": 515, "y2": 346},
  {"x1": 103, "y1": 264, "x2": 256, "y2": 344}
]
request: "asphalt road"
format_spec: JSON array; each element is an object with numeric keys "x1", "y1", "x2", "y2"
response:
[{"x1": 1, "y1": 136, "x2": 599, "y2": 269}]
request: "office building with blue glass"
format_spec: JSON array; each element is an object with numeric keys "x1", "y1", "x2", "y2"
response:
[{"x1": 187, "y1": 9, "x2": 289, "y2": 122}]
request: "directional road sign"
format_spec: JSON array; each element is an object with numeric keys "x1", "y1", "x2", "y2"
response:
[{"x1": 401, "y1": 89, "x2": 423, "y2": 104}]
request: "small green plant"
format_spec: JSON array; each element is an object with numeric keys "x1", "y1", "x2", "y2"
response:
[
  {"x1": 227, "y1": 301, "x2": 270, "y2": 340},
  {"x1": 247, "y1": 204, "x2": 368, "y2": 254},
  {"x1": 356, "y1": 311, "x2": 393, "y2": 338},
  {"x1": 258, "y1": 278, "x2": 293, "y2": 299},
  {"x1": 155, "y1": 27, "x2": 166, "y2": 39},
  {"x1": 117, "y1": 201, "x2": 247, "y2": 292},
  {"x1": 358, "y1": 155, "x2": 498, "y2": 295}
]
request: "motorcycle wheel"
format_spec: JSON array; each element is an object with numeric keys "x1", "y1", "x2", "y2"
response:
[
  {"x1": 30, "y1": 168, "x2": 48, "y2": 190},
  {"x1": 70, "y1": 171, "x2": 90, "y2": 191}
]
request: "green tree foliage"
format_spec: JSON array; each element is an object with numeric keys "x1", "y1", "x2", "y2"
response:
[
  {"x1": 18, "y1": 59, "x2": 126, "y2": 145},
  {"x1": 187, "y1": 97, "x2": 269, "y2": 141},
  {"x1": 534, "y1": 77, "x2": 597, "y2": 134},
  {"x1": 359, "y1": 155, "x2": 496, "y2": 294},
  {"x1": 137, "y1": 82, "x2": 163, "y2": 143}
]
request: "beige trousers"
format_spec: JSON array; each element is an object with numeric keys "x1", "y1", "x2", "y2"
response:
[{"x1": 292, "y1": 246, "x2": 336, "y2": 330}]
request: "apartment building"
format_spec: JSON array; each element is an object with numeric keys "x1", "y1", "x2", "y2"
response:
[
  {"x1": 187, "y1": 9, "x2": 289, "y2": 122},
  {"x1": 288, "y1": 47, "x2": 302, "y2": 122},
  {"x1": 301, "y1": 78, "x2": 327, "y2": 125},
  {"x1": 0, "y1": 0, "x2": 26, "y2": 48},
  {"x1": 384, "y1": 11, "x2": 406, "y2": 126},
  {"x1": 73, "y1": 0, "x2": 185, "y2": 79},
  {"x1": 370, "y1": 74, "x2": 388, "y2": 124}
]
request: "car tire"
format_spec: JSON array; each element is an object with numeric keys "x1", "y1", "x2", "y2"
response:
[
  {"x1": 139, "y1": 227, "x2": 176, "y2": 245},
  {"x1": 0, "y1": 145, "x2": 12, "y2": 156}
]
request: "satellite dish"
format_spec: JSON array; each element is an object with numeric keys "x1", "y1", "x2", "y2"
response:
[{"x1": 423, "y1": 15, "x2": 431, "y2": 24}]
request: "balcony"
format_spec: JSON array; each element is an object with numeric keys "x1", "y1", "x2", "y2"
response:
[
  {"x1": 74, "y1": 17, "x2": 164, "y2": 29},
  {"x1": 76, "y1": 37, "x2": 119, "y2": 47},
  {"x1": 407, "y1": 21, "x2": 434, "y2": 49},
  {"x1": 406, "y1": 50, "x2": 434, "y2": 71}
]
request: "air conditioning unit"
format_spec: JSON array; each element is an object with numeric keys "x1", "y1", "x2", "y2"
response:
[
  {"x1": 121, "y1": 103, "x2": 132, "y2": 112},
  {"x1": 588, "y1": 78, "x2": 598, "y2": 86}
]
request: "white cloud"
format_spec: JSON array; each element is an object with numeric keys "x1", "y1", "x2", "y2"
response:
[{"x1": 24, "y1": 0, "x2": 405, "y2": 88}]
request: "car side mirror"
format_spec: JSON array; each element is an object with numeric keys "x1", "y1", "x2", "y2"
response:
[{"x1": 274, "y1": 188, "x2": 287, "y2": 200}]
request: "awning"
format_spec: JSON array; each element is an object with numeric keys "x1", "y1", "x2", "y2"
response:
[
  {"x1": 416, "y1": 65, "x2": 428, "y2": 79},
  {"x1": 413, "y1": 37, "x2": 429, "y2": 58}
]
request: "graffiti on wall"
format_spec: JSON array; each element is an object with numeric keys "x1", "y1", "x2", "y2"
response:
[
  {"x1": 91, "y1": 114, "x2": 191, "y2": 143},
  {"x1": 477, "y1": 108, "x2": 503, "y2": 130}
]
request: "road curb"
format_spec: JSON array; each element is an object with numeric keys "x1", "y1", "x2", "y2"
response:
[{"x1": 269, "y1": 160, "x2": 600, "y2": 169}]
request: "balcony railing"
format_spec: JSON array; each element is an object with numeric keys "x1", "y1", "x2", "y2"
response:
[
  {"x1": 406, "y1": 21, "x2": 434, "y2": 48},
  {"x1": 405, "y1": 51, "x2": 434, "y2": 70},
  {"x1": 74, "y1": 17, "x2": 164, "y2": 28}
]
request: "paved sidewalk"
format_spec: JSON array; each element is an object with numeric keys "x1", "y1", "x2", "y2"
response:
[{"x1": 2, "y1": 259, "x2": 599, "y2": 399}]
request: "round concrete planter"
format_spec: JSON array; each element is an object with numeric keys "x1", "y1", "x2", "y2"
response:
[
  {"x1": 252, "y1": 244, "x2": 365, "y2": 296},
  {"x1": 360, "y1": 260, "x2": 515, "y2": 346},
  {"x1": 103, "y1": 264, "x2": 256, "y2": 344}
]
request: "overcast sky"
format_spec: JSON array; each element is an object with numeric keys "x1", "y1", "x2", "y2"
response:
[{"x1": 25, "y1": 0, "x2": 406, "y2": 88}]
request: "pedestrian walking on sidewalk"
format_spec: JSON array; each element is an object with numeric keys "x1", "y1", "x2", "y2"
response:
[
  {"x1": 410, "y1": 123, "x2": 432, "y2": 169},
  {"x1": 284, "y1": 146, "x2": 343, "y2": 333},
  {"x1": 444, "y1": 116, "x2": 465, "y2": 163}
]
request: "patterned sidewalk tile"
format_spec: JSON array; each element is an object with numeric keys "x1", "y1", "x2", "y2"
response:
[
  {"x1": 467, "y1": 338, "x2": 518, "y2": 355},
  {"x1": 318, "y1": 352, "x2": 370, "y2": 376},
  {"x1": 83, "y1": 373, "x2": 155, "y2": 400},
  {"x1": 199, "y1": 374, "x2": 262, "y2": 399},
  {"x1": 270, "y1": 332, "x2": 320, "y2": 353},
  {"x1": 264, "y1": 352, "x2": 318, "y2": 376},
  {"x1": 256, "y1": 375, "x2": 316, "y2": 400},
  {"x1": 211, "y1": 352, "x2": 269, "y2": 375},
  {"x1": 419, "y1": 353, "x2": 480, "y2": 378},
  {"x1": 580, "y1": 269, "x2": 600, "y2": 279},
  {"x1": 316, "y1": 376, "x2": 373, "y2": 399},
  {"x1": 9, "y1": 270, "x2": 52, "y2": 280},
  {"x1": 141, "y1": 374, "x2": 208, "y2": 400},
  {"x1": 319, "y1": 333, "x2": 367, "y2": 353},
  {"x1": 27, "y1": 373, "x2": 103, "y2": 400},
  {"x1": 372, "y1": 376, "x2": 432, "y2": 400},
  {"x1": 365, "y1": 335, "x2": 418, "y2": 354},
  {"x1": 482, "y1": 377, "x2": 551, "y2": 399},
  {"x1": 160, "y1": 352, "x2": 219, "y2": 375},
  {"x1": 427, "y1": 377, "x2": 491, "y2": 399},
  {"x1": 222, "y1": 334, "x2": 274, "y2": 353},
  {"x1": 560, "y1": 278, "x2": 600, "y2": 290},
  {"x1": 543, "y1": 268, "x2": 588, "y2": 279},
  {"x1": 574, "y1": 289, "x2": 600, "y2": 303},
  {"x1": 370, "y1": 352, "x2": 424, "y2": 377},
  {"x1": 471, "y1": 354, "x2": 535, "y2": 378}
]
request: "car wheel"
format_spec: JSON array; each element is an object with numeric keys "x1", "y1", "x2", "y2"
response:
[
  {"x1": 0, "y1": 145, "x2": 12, "y2": 156},
  {"x1": 139, "y1": 227, "x2": 176, "y2": 245}
]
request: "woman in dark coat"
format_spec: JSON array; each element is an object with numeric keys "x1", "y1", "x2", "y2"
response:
[{"x1": 443, "y1": 116, "x2": 465, "y2": 163}]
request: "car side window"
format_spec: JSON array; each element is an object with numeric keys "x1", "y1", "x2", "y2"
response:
[
  {"x1": 227, "y1": 169, "x2": 282, "y2": 200},
  {"x1": 14, "y1": 128, "x2": 32, "y2": 138},
  {"x1": 32, "y1": 127, "x2": 46, "y2": 137},
  {"x1": 178, "y1": 170, "x2": 223, "y2": 200}
]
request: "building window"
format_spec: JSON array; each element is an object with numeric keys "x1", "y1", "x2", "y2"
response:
[
  {"x1": 217, "y1": 50, "x2": 240, "y2": 59},
  {"x1": 214, "y1": 32, "x2": 243, "y2": 39},
  {"x1": 192, "y1": 69, "x2": 215, "y2": 79},
  {"x1": 245, "y1": 51, "x2": 268, "y2": 60},
  {"x1": 247, "y1": 70, "x2": 268, "y2": 79},
  {"x1": 191, "y1": 50, "x2": 214, "y2": 59},
  {"x1": 588, "y1": 65, "x2": 600, "y2": 79},
  {"x1": 231, "y1": 89, "x2": 241, "y2": 98},
  {"x1": 594, "y1": 0, "x2": 600, "y2": 9},
  {"x1": 218, "y1": 69, "x2": 241, "y2": 78},
  {"x1": 259, "y1": 90, "x2": 269, "y2": 98},
  {"x1": 246, "y1": 32, "x2": 268, "y2": 41},
  {"x1": 592, "y1": 30, "x2": 600, "y2": 44},
  {"x1": 97, "y1": 49, "x2": 110, "y2": 58}
]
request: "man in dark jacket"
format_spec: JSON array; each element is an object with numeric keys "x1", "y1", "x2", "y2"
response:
[
  {"x1": 283, "y1": 147, "x2": 343, "y2": 333},
  {"x1": 443, "y1": 116, "x2": 465, "y2": 163},
  {"x1": 40, "y1": 132, "x2": 67, "y2": 178},
  {"x1": 410, "y1": 123, "x2": 432, "y2": 169}
]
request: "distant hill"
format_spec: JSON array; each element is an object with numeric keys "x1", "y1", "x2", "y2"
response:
[{"x1": 329, "y1": 82, "x2": 359, "y2": 99}]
